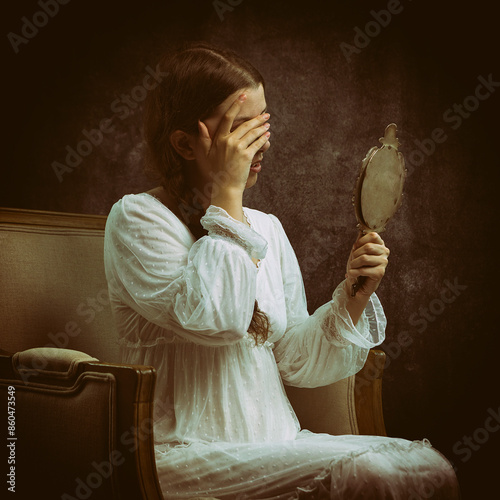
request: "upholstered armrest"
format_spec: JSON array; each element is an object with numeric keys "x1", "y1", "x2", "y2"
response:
[
  {"x1": 285, "y1": 349, "x2": 387, "y2": 436},
  {"x1": 0, "y1": 347, "x2": 163, "y2": 500}
]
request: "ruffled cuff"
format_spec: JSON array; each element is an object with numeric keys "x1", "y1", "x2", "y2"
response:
[
  {"x1": 322, "y1": 279, "x2": 386, "y2": 348},
  {"x1": 200, "y1": 205, "x2": 268, "y2": 260}
]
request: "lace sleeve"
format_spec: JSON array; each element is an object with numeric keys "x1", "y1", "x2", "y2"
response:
[
  {"x1": 200, "y1": 205, "x2": 268, "y2": 260},
  {"x1": 320, "y1": 280, "x2": 385, "y2": 348}
]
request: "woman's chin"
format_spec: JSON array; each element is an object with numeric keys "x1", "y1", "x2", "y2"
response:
[{"x1": 245, "y1": 172, "x2": 259, "y2": 189}]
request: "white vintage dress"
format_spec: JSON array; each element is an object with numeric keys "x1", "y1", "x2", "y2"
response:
[{"x1": 104, "y1": 193, "x2": 459, "y2": 499}]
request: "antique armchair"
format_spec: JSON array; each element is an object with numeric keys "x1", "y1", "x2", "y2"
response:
[{"x1": 0, "y1": 207, "x2": 386, "y2": 499}]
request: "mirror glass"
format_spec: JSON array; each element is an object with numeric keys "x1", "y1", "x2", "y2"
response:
[{"x1": 351, "y1": 123, "x2": 406, "y2": 295}]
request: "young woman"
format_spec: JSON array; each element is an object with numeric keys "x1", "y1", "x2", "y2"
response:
[{"x1": 104, "y1": 42, "x2": 459, "y2": 499}]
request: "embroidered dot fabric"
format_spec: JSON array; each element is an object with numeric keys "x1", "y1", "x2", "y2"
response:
[{"x1": 103, "y1": 193, "x2": 459, "y2": 499}]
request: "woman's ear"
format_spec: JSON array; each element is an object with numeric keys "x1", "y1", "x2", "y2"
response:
[{"x1": 170, "y1": 130, "x2": 196, "y2": 160}]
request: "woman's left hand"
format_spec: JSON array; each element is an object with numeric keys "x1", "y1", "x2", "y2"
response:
[{"x1": 345, "y1": 232, "x2": 390, "y2": 297}]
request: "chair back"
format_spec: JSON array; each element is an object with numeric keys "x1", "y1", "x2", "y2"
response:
[{"x1": 0, "y1": 207, "x2": 119, "y2": 362}]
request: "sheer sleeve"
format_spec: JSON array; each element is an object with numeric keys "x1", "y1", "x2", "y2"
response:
[
  {"x1": 269, "y1": 215, "x2": 386, "y2": 388},
  {"x1": 104, "y1": 195, "x2": 268, "y2": 346}
]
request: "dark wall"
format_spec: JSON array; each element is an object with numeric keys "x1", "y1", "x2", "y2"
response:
[{"x1": 2, "y1": 1, "x2": 499, "y2": 498}]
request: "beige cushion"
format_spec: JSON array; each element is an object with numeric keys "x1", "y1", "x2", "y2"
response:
[
  {"x1": 13, "y1": 347, "x2": 98, "y2": 379},
  {"x1": 285, "y1": 375, "x2": 358, "y2": 435}
]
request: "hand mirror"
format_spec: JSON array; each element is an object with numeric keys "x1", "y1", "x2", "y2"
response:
[{"x1": 351, "y1": 123, "x2": 406, "y2": 296}]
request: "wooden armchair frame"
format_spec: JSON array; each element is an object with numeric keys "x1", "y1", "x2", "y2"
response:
[{"x1": 0, "y1": 349, "x2": 163, "y2": 499}]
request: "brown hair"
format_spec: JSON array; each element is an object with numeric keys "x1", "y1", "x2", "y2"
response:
[{"x1": 143, "y1": 41, "x2": 269, "y2": 344}]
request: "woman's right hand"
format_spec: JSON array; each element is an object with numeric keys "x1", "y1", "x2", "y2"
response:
[{"x1": 197, "y1": 94, "x2": 271, "y2": 196}]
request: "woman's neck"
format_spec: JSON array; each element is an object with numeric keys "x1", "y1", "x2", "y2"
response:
[{"x1": 185, "y1": 163, "x2": 212, "y2": 211}]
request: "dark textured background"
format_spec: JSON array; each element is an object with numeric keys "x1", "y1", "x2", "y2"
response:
[{"x1": 2, "y1": 0, "x2": 499, "y2": 497}]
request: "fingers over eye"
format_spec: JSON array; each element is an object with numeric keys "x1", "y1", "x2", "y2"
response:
[
  {"x1": 218, "y1": 95, "x2": 246, "y2": 136},
  {"x1": 233, "y1": 114, "x2": 270, "y2": 139}
]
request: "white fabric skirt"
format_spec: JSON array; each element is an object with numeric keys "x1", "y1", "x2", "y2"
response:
[{"x1": 155, "y1": 430, "x2": 460, "y2": 499}]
